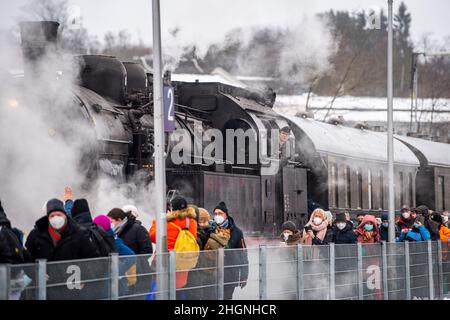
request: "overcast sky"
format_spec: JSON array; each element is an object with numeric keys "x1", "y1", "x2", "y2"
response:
[{"x1": 3, "y1": 0, "x2": 450, "y2": 48}]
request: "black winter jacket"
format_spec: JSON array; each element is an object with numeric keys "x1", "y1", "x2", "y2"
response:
[
  {"x1": 25, "y1": 216, "x2": 99, "y2": 262},
  {"x1": 0, "y1": 204, "x2": 26, "y2": 264},
  {"x1": 332, "y1": 222, "x2": 358, "y2": 244},
  {"x1": 311, "y1": 226, "x2": 333, "y2": 245},
  {"x1": 116, "y1": 216, "x2": 153, "y2": 255}
]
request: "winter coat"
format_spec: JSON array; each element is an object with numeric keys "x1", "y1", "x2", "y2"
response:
[
  {"x1": 354, "y1": 215, "x2": 380, "y2": 243},
  {"x1": 379, "y1": 224, "x2": 400, "y2": 242},
  {"x1": 0, "y1": 206, "x2": 25, "y2": 265},
  {"x1": 302, "y1": 226, "x2": 333, "y2": 245},
  {"x1": 332, "y1": 222, "x2": 357, "y2": 244},
  {"x1": 197, "y1": 222, "x2": 216, "y2": 250},
  {"x1": 149, "y1": 206, "x2": 198, "y2": 288},
  {"x1": 25, "y1": 216, "x2": 99, "y2": 262},
  {"x1": 439, "y1": 224, "x2": 450, "y2": 242},
  {"x1": 118, "y1": 215, "x2": 153, "y2": 255},
  {"x1": 397, "y1": 225, "x2": 430, "y2": 242},
  {"x1": 397, "y1": 217, "x2": 414, "y2": 233},
  {"x1": 424, "y1": 218, "x2": 440, "y2": 241}
]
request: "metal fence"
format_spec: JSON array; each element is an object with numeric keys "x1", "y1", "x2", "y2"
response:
[{"x1": 1, "y1": 241, "x2": 450, "y2": 300}]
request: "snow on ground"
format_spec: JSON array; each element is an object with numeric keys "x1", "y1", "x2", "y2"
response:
[{"x1": 274, "y1": 94, "x2": 450, "y2": 123}]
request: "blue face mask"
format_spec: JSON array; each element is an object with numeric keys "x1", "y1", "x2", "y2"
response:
[
  {"x1": 382, "y1": 222, "x2": 389, "y2": 228},
  {"x1": 364, "y1": 224, "x2": 374, "y2": 231},
  {"x1": 414, "y1": 223, "x2": 420, "y2": 229}
]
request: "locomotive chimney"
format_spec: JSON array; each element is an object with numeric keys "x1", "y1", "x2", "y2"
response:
[{"x1": 19, "y1": 21, "x2": 60, "y2": 78}]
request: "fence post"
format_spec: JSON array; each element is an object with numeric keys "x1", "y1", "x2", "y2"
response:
[
  {"x1": 427, "y1": 241, "x2": 435, "y2": 300},
  {"x1": 381, "y1": 242, "x2": 389, "y2": 300},
  {"x1": 259, "y1": 245, "x2": 267, "y2": 300},
  {"x1": 0, "y1": 264, "x2": 9, "y2": 300},
  {"x1": 405, "y1": 241, "x2": 411, "y2": 300},
  {"x1": 217, "y1": 248, "x2": 224, "y2": 300},
  {"x1": 169, "y1": 250, "x2": 176, "y2": 300},
  {"x1": 329, "y1": 243, "x2": 335, "y2": 300},
  {"x1": 437, "y1": 241, "x2": 444, "y2": 299},
  {"x1": 37, "y1": 259, "x2": 46, "y2": 300},
  {"x1": 110, "y1": 253, "x2": 119, "y2": 300},
  {"x1": 296, "y1": 244, "x2": 303, "y2": 300},
  {"x1": 357, "y1": 243, "x2": 363, "y2": 300}
]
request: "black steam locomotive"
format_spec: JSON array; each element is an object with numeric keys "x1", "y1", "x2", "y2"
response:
[{"x1": 8, "y1": 21, "x2": 450, "y2": 236}]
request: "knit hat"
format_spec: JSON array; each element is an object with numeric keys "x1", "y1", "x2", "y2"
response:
[
  {"x1": 214, "y1": 201, "x2": 228, "y2": 215},
  {"x1": 46, "y1": 199, "x2": 66, "y2": 216},
  {"x1": 171, "y1": 196, "x2": 187, "y2": 211},
  {"x1": 72, "y1": 199, "x2": 91, "y2": 217},
  {"x1": 282, "y1": 221, "x2": 297, "y2": 233},
  {"x1": 122, "y1": 204, "x2": 139, "y2": 218},
  {"x1": 432, "y1": 212, "x2": 443, "y2": 224},
  {"x1": 381, "y1": 213, "x2": 389, "y2": 221},
  {"x1": 93, "y1": 215, "x2": 112, "y2": 232},
  {"x1": 335, "y1": 212, "x2": 346, "y2": 222},
  {"x1": 198, "y1": 208, "x2": 210, "y2": 223}
]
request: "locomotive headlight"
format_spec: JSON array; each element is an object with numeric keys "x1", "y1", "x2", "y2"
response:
[{"x1": 8, "y1": 98, "x2": 19, "y2": 109}]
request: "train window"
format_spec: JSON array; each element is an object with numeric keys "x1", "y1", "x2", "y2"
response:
[
  {"x1": 438, "y1": 176, "x2": 445, "y2": 211},
  {"x1": 346, "y1": 166, "x2": 351, "y2": 208},
  {"x1": 399, "y1": 172, "x2": 404, "y2": 207},
  {"x1": 368, "y1": 169, "x2": 373, "y2": 209},
  {"x1": 409, "y1": 172, "x2": 414, "y2": 207},
  {"x1": 379, "y1": 171, "x2": 384, "y2": 210},
  {"x1": 331, "y1": 164, "x2": 338, "y2": 208},
  {"x1": 357, "y1": 170, "x2": 363, "y2": 208}
]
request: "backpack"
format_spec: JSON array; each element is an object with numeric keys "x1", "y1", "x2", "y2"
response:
[
  {"x1": 0, "y1": 226, "x2": 26, "y2": 264},
  {"x1": 83, "y1": 225, "x2": 117, "y2": 257},
  {"x1": 169, "y1": 218, "x2": 200, "y2": 271}
]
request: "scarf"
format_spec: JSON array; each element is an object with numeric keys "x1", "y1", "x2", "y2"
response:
[
  {"x1": 218, "y1": 218, "x2": 229, "y2": 229},
  {"x1": 48, "y1": 224, "x2": 65, "y2": 246},
  {"x1": 304, "y1": 220, "x2": 328, "y2": 245},
  {"x1": 113, "y1": 217, "x2": 128, "y2": 236}
]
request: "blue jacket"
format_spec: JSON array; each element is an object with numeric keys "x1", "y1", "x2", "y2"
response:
[
  {"x1": 64, "y1": 200, "x2": 74, "y2": 217},
  {"x1": 396, "y1": 226, "x2": 431, "y2": 242}
]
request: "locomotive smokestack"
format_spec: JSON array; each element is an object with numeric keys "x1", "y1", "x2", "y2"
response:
[{"x1": 19, "y1": 21, "x2": 60, "y2": 78}]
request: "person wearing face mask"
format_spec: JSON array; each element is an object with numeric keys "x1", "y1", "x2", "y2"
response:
[
  {"x1": 25, "y1": 199, "x2": 99, "y2": 299},
  {"x1": 280, "y1": 221, "x2": 302, "y2": 246},
  {"x1": 396, "y1": 216, "x2": 430, "y2": 242},
  {"x1": 379, "y1": 213, "x2": 400, "y2": 242},
  {"x1": 414, "y1": 206, "x2": 440, "y2": 240},
  {"x1": 397, "y1": 207, "x2": 415, "y2": 233},
  {"x1": 431, "y1": 212, "x2": 450, "y2": 242},
  {"x1": 354, "y1": 215, "x2": 380, "y2": 243},
  {"x1": 332, "y1": 213, "x2": 357, "y2": 244},
  {"x1": 302, "y1": 208, "x2": 333, "y2": 245},
  {"x1": 204, "y1": 201, "x2": 248, "y2": 300}
]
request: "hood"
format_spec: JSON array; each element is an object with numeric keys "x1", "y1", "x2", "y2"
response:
[
  {"x1": 0, "y1": 202, "x2": 11, "y2": 227},
  {"x1": 72, "y1": 210, "x2": 93, "y2": 225},
  {"x1": 166, "y1": 206, "x2": 196, "y2": 222},
  {"x1": 357, "y1": 215, "x2": 379, "y2": 233}
]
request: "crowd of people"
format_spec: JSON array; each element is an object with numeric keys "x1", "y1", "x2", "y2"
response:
[
  {"x1": 280, "y1": 206, "x2": 450, "y2": 246},
  {"x1": 0, "y1": 188, "x2": 248, "y2": 300}
]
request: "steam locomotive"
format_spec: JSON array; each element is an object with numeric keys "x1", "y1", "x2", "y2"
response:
[{"x1": 6, "y1": 21, "x2": 450, "y2": 236}]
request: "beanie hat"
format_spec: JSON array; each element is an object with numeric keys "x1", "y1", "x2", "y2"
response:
[
  {"x1": 214, "y1": 201, "x2": 228, "y2": 215},
  {"x1": 171, "y1": 196, "x2": 187, "y2": 211},
  {"x1": 93, "y1": 215, "x2": 112, "y2": 232},
  {"x1": 72, "y1": 199, "x2": 91, "y2": 217},
  {"x1": 198, "y1": 208, "x2": 210, "y2": 223},
  {"x1": 415, "y1": 205, "x2": 429, "y2": 216},
  {"x1": 122, "y1": 204, "x2": 139, "y2": 218},
  {"x1": 282, "y1": 221, "x2": 297, "y2": 233},
  {"x1": 46, "y1": 198, "x2": 66, "y2": 216},
  {"x1": 335, "y1": 212, "x2": 346, "y2": 222},
  {"x1": 432, "y1": 212, "x2": 443, "y2": 224},
  {"x1": 381, "y1": 213, "x2": 389, "y2": 221}
]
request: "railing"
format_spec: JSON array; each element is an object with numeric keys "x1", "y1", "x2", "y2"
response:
[{"x1": 1, "y1": 241, "x2": 449, "y2": 300}]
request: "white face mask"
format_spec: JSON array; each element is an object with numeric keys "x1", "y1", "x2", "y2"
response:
[
  {"x1": 49, "y1": 216, "x2": 66, "y2": 230},
  {"x1": 402, "y1": 212, "x2": 410, "y2": 219},
  {"x1": 313, "y1": 217, "x2": 323, "y2": 226},
  {"x1": 214, "y1": 215, "x2": 225, "y2": 226},
  {"x1": 283, "y1": 232, "x2": 291, "y2": 241},
  {"x1": 336, "y1": 222, "x2": 346, "y2": 230}
]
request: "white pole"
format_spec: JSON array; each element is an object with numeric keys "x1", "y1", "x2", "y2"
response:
[
  {"x1": 387, "y1": 0, "x2": 396, "y2": 243},
  {"x1": 152, "y1": 0, "x2": 168, "y2": 299}
]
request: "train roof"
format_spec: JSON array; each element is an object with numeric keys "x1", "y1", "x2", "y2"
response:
[
  {"x1": 395, "y1": 135, "x2": 450, "y2": 168},
  {"x1": 281, "y1": 114, "x2": 420, "y2": 166}
]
